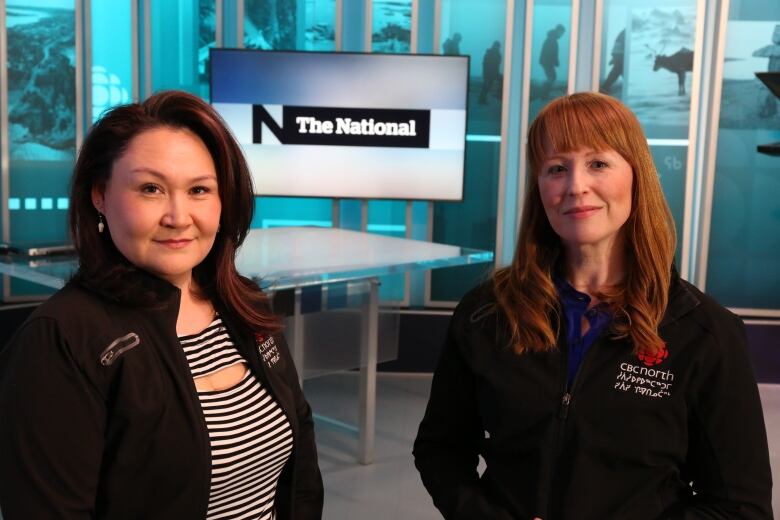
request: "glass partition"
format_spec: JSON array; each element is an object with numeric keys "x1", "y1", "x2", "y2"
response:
[
  {"x1": 91, "y1": 0, "x2": 132, "y2": 119},
  {"x1": 241, "y1": 0, "x2": 335, "y2": 251},
  {"x1": 706, "y1": 1, "x2": 780, "y2": 311},
  {"x1": 371, "y1": 0, "x2": 412, "y2": 53},
  {"x1": 431, "y1": 0, "x2": 506, "y2": 302},
  {"x1": 601, "y1": 0, "x2": 700, "y2": 266},
  {"x1": 305, "y1": 0, "x2": 336, "y2": 50},
  {"x1": 5, "y1": 0, "x2": 76, "y2": 299},
  {"x1": 151, "y1": 0, "x2": 216, "y2": 98},
  {"x1": 528, "y1": 0, "x2": 572, "y2": 122},
  {"x1": 243, "y1": 0, "x2": 300, "y2": 50}
]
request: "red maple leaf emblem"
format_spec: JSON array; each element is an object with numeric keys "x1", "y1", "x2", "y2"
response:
[{"x1": 637, "y1": 343, "x2": 668, "y2": 367}]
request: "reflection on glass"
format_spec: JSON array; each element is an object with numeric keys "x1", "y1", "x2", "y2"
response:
[
  {"x1": 371, "y1": 0, "x2": 411, "y2": 53},
  {"x1": 305, "y1": 0, "x2": 335, "y2": 51},
  {"x1": 440, "y1": 0, "x2": 506, "y2": 135},
  {"x1": 6, "y1": 1, "x2": 76, "y2": 160},
  {"x1": 529, "y1": 1, "x2": 572, "y2": 122},
  {"x1": 244, "y1": 0, "x2": 298, "y2": 50}
]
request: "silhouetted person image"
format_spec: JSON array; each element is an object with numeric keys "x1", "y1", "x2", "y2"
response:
[
  {"x1": 601, "y1": 29, "x2": 626, "y2": 95},
  {"x1": 539, "y1": 24, "x2": 566, "y2": 98},
  {"x1": 752, "y1": 24, "x2": 780, "y2": 118},
  {"x1": 479, "y1": 41, "x2": 502, "y2": 104},
  {"x1": 442, "y1": 32, "x2": 461, "y2": 56}
]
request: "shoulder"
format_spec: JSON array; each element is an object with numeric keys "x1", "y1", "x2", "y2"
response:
[
  {"x1": 23, "y1": 282, "x2": 118, "y2": 335},
  {"x1": 673, "y1": 279, "x2": 745, "y2": 337},
  {"x1": 31, "y1": 281, "x2": 107, "y2": 317},
  {"x1": 448, "y1": 279, "x2": 510, "y2": 347},
  {"x1": 452, "y1": 279, "x2": 497, "y2": 324},
  {"x1": 664, "y1": 278, "x2": 747, "y2": 362},
  {"x1": 6, "y1": 281, "x2": 138, "y2": 363}
]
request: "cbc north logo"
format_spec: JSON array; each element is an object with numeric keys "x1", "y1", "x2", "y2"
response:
[{"x1": 252, "y1": 105, "x2": 431, "y2": 148}]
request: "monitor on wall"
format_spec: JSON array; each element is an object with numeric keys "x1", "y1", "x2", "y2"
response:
[{"x1": 209, "y1": 49, "x2": 469, "y2": 201}]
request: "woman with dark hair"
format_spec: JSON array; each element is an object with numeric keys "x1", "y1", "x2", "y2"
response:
[
  {"x1": 413, "y1": 93, "x2": 772, "y2": 519},
  {"x1": 0, "y1": 91, "x2": 323, "y2": 519}
]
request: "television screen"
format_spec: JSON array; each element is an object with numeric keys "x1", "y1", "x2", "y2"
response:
[{"x1": 210, "y1": 49, "x2": 469, "y2": 201}]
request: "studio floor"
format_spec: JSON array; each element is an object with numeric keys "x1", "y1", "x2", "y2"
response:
[{"x1": 306, "y1": 373, "x2": 780, "y2": 519}]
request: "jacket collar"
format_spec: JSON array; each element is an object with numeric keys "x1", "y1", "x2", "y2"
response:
[
  {"x1": 659, "y1": 268, "x2": 700, "y2": 329},
  {"x1": 74, "y1": 267, "x2": 181, "y2": 306}
]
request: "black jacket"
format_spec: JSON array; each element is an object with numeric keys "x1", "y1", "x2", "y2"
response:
[
  {"x1": 413, "y1": 276, "x2": 772, "y2": 520},
  {"x1": 0, "y1": 273, "x2": 323, "y2": 519}
]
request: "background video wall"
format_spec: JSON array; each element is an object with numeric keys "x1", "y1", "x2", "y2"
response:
[{"x1": 0, "y1": 0, "x2": 778, "y2": 317}]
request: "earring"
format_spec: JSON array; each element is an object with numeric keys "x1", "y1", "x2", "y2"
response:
[{"x1": 98, "y1": 213, "x2": 105, "y2": 234}]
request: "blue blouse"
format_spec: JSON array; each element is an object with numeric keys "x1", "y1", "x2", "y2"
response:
[{"x1": 555, "y1": 279, "x2": 613, "y2": 388}]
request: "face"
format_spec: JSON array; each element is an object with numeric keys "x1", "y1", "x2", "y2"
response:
[
  {"x1": 92, "y1": 126, "x2": 221, "y2": 290},
  {"x1": 537, "y1": 146, "x2": 633, "y2": 251}
]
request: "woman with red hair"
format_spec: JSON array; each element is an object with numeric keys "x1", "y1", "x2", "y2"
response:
[{"x1": 414, "y1": 92, "x2": 772, "y2": 519}]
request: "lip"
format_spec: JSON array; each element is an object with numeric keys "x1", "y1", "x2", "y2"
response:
[
  {"x1": 563, "y1": 206, "x2": 602, "y2": 218},
  {"x1": 154, "y1": 239, "x2": 193, "y2": 249}
]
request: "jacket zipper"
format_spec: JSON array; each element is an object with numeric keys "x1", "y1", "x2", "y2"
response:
[
  {"x1": 99, "y1": 332, "x2": 140, "y2": 366},
  {"x1": 251, "y1": 342, "x2": 298, "y2": 517},
  {"x1": 547, "y1": 339, "x2": 599, "y2": 518},
  {"x1": 225, "y1": 317, "x2": 300, "y2": 517}
]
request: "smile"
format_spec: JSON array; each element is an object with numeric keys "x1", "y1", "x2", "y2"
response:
[
  {"x1": 563, "y1": 206, "x2": 601, "y2": 219},
  {"x1": 154, "y1": 239, "x2": 193, "y2": 249}
]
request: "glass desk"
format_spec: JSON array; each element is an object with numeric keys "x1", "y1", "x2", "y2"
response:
[{"x1": 0, "y1": 227, "x2": 494, "y2": 464}]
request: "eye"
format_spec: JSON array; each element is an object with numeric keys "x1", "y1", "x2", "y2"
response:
[
  {"x1": 590, "y1": 160, "x2": 609, "y2": 169},
  {"x1": 545, "y1": 164, "x2": 566, "y2": 175},
  {"x1": 191, "y1": 185, "x2": 210, "y2": 195},
  {"x1": 141, "y1": 184, "x2": 162, "y2": 194}
]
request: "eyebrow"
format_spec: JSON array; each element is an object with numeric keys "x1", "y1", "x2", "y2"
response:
[
  {"x1": 129, "y1": 167, "x2": 217, "y2": 183},
  {"x1": 543, "y1": 150, "x2": 609, "y2": 161}
]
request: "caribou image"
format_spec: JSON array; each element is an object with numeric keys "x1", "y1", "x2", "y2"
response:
[{"x1": 647, "y1": 45, "x2": 694, "y2": 95}]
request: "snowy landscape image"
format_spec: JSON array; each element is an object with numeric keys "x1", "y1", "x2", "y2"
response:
[
  {"x1": 6, "y1": 2, "x2": 76, "y2": 161},
  {"x1": 372, "y1": 0, "x2": 411, "y2": 53},
  {"x1": 625, "y1": 6, "x2": 696, "y2": 135}
]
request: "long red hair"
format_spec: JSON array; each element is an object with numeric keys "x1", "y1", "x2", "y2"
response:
[{"x1": 493, "y1": 92, "x2": 675, "y2": 354}]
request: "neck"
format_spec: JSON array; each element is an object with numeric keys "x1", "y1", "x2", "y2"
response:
[{"x1": 562, "y1": 239, "x2": 626, "y2": 298}]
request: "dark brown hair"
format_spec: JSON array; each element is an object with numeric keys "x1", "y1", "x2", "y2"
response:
[
  {"x1": 70, "y1": 90, "x2": 281, "y2": 334},
  {"x1": 493, "y1": 92, "x2": 675, "y2": 355}
]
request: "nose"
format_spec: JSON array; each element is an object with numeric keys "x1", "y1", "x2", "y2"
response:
[
  {"x1": 160, "y1": 194, "x2": 193, "y2": 228},
  {"x1": 566, "y1": 164, "x2": 589, "y2": 197}
]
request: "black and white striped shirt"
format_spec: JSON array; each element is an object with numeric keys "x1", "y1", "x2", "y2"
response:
[{"x1": 180, "y1": 317, "x2": 293, "y2": 520}]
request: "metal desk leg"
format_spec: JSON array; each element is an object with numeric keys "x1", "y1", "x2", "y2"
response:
[{"x1": 358, "y1": 278, "x2": 379, "y2": 465}]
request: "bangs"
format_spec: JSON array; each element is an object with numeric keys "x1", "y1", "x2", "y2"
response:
[{"x1": 527, "y1": 94, "x2": 636, "y2": 175}]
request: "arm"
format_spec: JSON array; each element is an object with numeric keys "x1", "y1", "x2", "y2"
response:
[
  {"x1": 275, "y1": 334, "x2": 324, "y2": 520},
  {"x1": 0, "y1": 318, "x2": 106, "y2": 519},
  {"x1": 669, "y1": 314, "x2": 773, "y2": 519},
  {"x1": 413, "y1": 316, "x2": 515, "y2": 520}
]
